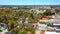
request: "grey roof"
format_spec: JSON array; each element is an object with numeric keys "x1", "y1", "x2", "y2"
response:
[{"x1": 18, "y1": 23, "x2": 33, "y2": 27}]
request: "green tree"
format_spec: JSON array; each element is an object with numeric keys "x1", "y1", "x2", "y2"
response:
[
  {"x1": 18, "y1": 29, "x2": 27, "y2": 34},
  {"x1": 37, "y1": 14, "x2": 42, "y2": 19},
  {"x1": 43, "y1": 9, "x2": 51, "y2": 16}
]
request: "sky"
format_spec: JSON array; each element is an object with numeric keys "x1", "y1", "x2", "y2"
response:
[{"x1": 0, "y1": 0, "x2": 60, "y2": 5}]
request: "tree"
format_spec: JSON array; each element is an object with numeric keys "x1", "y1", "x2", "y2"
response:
[
  {"x1": 28, "y1": 17, "x2": 34, "y2": 23},
  {"x1": 18, "y1": 29, "x2": 27, "y2": 34},
  {"x1": 55, "y1": 9, "x2": 60, "y2": 14},
  {"x1": 37, "y1": 13, "x2": 43, "y2": 19},
  {"x1": 43, "y1": 9, "x2": 52, "y2": 16}
]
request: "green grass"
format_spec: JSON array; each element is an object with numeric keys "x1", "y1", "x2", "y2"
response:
[{"x1": 0, "y1": 30, "x2": 2, "y2": 32}]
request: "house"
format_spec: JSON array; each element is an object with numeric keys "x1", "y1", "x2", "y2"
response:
[{"x1": 42, "y1": 16, "x2": 48, "y2": 20}]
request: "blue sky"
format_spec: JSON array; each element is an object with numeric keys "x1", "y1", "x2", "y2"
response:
[{"x1": 0, "y1": 0, "x2": 60, "y2": 5}]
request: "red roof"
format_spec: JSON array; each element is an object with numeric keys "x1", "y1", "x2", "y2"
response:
[{"x1": 42, "y1": 16, "x2": 48, "y2": 19}]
